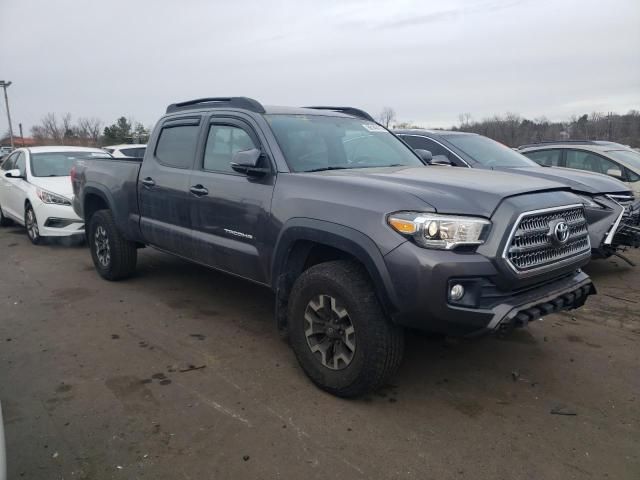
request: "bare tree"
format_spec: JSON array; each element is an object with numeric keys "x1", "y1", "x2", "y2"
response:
[
  {"x1": 77, "y1": 117, "x2": 103, "y2": 146},
  {"x1": 38, "y1": 113, "x2": 64, "y2": 144},
  {"x1": 458, "y1": 112, "x2": 472, "y2": 128},
  {"x1": 378, "y1": 107, "x2": 396, "y2": 128}
]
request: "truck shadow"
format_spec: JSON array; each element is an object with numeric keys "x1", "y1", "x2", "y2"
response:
[{"x1": 127, "y1": 247, "x2": 638, "y2": 403}]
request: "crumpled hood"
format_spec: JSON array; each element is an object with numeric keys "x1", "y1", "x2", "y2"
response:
[
  {"x1": 311, "y1": 166, "x2": 569, "y2": 217},
  {"x1": 498, "y1": 166, "x2": 630, "y2": 195},
  {"x1": 29, "y1": 176, "x2": 74, "y2": 199}
]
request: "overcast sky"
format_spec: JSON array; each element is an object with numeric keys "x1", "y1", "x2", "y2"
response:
[{"x1": 1, "y1": 0, "x2": 639, "y2": 135}]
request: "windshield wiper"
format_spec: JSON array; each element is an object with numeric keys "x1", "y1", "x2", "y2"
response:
[{"x1": 303, "y1": 166, "x2": 352, "y2": 172}]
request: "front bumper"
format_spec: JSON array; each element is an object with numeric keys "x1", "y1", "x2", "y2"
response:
[
  {"x1": 384, "y1": 242, "x2": 594, "y2": 336},
  {"x1": 33, "y1": 201, "x2": 84, "y2": 237}
]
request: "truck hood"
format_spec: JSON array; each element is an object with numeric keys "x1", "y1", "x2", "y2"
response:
[
  {"x1": 497, "y1": 166, "x2": 630, "y2": 195},
  {"x1": 29, "y1": 176, "x2": 74, "y2": 199},
  {"x1": 311, "y1": 166, "x2": 568, "y2": 217}
]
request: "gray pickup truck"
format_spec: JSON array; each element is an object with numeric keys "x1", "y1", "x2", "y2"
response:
[{"x1": 72, "y1": 97, "x2": 595, "y2": 397}]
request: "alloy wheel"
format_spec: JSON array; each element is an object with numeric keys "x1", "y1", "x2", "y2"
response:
[
  {"x1": 26, "y1": 207, "x2": 39, "y2": 240},
  {"x1": 304, "y1": 294, "x2": 356, "y2": 370},
  {"x1": 94, "y1": 225, "x2": 111, "y2": 267}
]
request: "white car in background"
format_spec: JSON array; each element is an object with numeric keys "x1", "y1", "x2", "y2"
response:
[
  {"x1": 103, "y1": 144, "x2": 146, "y2": 158},
  {"x1": 0, "y1": 146, "x2": 110, "y2": 244}
]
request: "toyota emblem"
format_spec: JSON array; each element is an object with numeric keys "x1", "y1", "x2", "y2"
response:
[{"x1": 550, "y1": 220, "x2": 570, "y2": 245}]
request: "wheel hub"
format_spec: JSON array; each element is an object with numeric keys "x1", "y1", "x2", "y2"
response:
[{"x1": 304, "y1": 294, "x2": 356, "y2": 370}]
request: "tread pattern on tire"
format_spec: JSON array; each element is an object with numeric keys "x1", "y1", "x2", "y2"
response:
[
  {"x1": 288, "y1": 260, "x2": 404, "y2": 398},
  {"x1": 89, "y1": 209, "x2": 137, "y2": 281}
]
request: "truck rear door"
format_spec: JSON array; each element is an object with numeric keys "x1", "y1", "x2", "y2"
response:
[
  {"x1": 138, "y1": 116, "x2": 202, "y2": 256},
  {"x1": 188, "y1": 115, "x2": 275, "y2": 283}
]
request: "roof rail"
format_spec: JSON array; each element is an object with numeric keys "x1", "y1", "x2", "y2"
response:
[
  {"x1": 166, "y1": 97, "x2": 265, "y2": 114},
  {"x1": 304, "y1": 106, "x2": 376, "y2": 123},
  {"x1": 517, "y1": 140, "x2": 600, "y2": 149}
]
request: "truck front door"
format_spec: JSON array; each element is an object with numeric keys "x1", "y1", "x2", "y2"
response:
[
  {"x1": 188, "y1": 116, "x2": 275, "y2": 284},
  {"x1": 138, "y1": 117, "x2": 202, "y2": 257}
]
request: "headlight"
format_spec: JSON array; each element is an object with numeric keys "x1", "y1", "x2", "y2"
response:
[
  {"x1": 387, "y1": 211, "x2": 491, "y2": 250},
  {"x1": 36, "y1": 188, "x2": 72, "y2": 206}
]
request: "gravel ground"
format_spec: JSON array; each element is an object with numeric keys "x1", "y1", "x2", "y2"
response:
[{"x1": 0, "y1": 225, "x2": 638, "y2": 479}]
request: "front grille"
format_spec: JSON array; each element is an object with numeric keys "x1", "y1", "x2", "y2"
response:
[{"x1": 505, "y1": 205, "x2": 590, "y2": 274}]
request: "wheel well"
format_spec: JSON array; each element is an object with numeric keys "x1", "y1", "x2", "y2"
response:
[
  {"x1": 275, "y1": 240, "x2": 368, "y2": 335},
  {"x1": 84, "y1": 194, "x2": 109, "y2": 223}
]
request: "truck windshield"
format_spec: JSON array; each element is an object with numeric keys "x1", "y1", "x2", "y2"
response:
[
  {"x1": 443, "y1": 134, "x2": 538, "y2": 168},
  {"x1": 31, "y1": 151, "x2": 112, "y2": 177},
  {"x1": 266, "y1": 115, "x2": 424, "y2": 172}
]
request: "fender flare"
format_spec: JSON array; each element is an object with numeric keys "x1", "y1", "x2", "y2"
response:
[
  {"x1": 271, "y1": 218, "x2": 400, "y2": 315},
  {"x1": 81, "y1": 184, "x2": 128, "y2": 233}
]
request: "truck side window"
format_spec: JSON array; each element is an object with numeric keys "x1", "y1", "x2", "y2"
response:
[
  {"x1": 155, "y1": 125, "x2": 199, "y2": 169},
  {"x1": 203, "y1": 125, "x2": 256, "y2": 173}
]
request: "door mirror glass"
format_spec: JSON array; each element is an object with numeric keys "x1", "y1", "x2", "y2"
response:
[
  {"x1": 4, "y1": 169, "x2": 23, "y2": 178},
  {"x1": 606, "y1": 167, "x2": 623, "y2": 179},
  {"x1": 415, "y1": 149, "x2": 432, "y2": 163},
  {"x1": 230, "y1": 148, "x2": 269, "y2": 176}
]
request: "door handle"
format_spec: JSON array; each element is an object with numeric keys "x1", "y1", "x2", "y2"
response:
[
  {"x1": 190, "y1": 185, "x2": 209, "y2": 196},
  {"x1": 141, "y1": 177, "x2": 155, "y2": 187}
]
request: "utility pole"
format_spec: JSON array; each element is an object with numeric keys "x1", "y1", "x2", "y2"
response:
[
  {"x1": 0, "y1": 81, "x2": 15, "y2": 149},
  {"x1": 19, "y1": 123, "x2": 24, "y2": 147}
]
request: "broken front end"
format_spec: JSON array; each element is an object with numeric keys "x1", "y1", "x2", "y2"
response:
[{"x1": 586, "y1": 194, "x2": 640, "y2": 261}]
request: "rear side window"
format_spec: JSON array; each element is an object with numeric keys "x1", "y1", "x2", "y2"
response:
[
  {"x1": 565, "y1": 150, "x2": 618, "y2": 175},
  {"x1": 523, "y1": 149, "x2": 562, "y2": 166},
  {"x1": 203, "y1": 125, "x2": 256, "y2": 173},
  {"x1": 155, "y1": 125, "x2": 199, "y2": 168}
]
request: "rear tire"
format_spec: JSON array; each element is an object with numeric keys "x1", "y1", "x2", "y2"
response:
[
  {"x1": 88, "y1": 209, "x2": 137, "y2": 280},
  {"x1": 25, "y1": 203, "x2": 42, "y2": 245},
  {"x1": 288, "y1": 260, "x2": 404, "y2": 398}
]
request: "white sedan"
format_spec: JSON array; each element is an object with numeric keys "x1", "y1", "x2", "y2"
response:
[
  {"x1": 0, "y1": 146, "x2": 110, "y2": 244},
  {"x1": 103, "y1": 143, "x2": 146, "y2": 158}
]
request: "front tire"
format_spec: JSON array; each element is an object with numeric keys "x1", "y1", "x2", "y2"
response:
[
  {"x1": 0, "y1": 204, "x2": 12, "y2": 226},
  {"x1": 25, "y1": 203, "x2": 42, "y2": 245},
  {"x1": 288, "y1": 261, "x2": 404, "y2": 398},
  {"x1": 88, "y1": 209, "x2": 137, "y2": 280}
]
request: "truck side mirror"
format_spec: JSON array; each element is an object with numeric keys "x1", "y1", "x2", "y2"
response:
[
  {"x1": 4, "y1": 169, "x2": 23, "y2": 179},
  {"x1": 606, "y1": 167, "x2": 623, "y2": 179},
  {"x1": 231, "y1": 148, "x2": 270, "y2": 177},
  {"x1": 415, "y1": 149, "x2": 433, "y2": 163}
]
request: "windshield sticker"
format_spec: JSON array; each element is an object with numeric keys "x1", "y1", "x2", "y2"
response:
[{"x1": 362, "y1": 123, "x2": 386, "y2": 133}]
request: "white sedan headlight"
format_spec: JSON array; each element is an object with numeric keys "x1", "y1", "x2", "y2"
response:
[
  {"x1": 388, "y1": 212, "x2": 491, "y2": 250},
  {"x1": 36, "y1": 188, "x2": 72, "y2": 206}
]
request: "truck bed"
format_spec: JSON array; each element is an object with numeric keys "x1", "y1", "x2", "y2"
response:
[{"x1": 71, "y1": 157, "x2": 144, "y2": 242}]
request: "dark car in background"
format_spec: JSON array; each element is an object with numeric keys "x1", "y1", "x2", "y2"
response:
[{"x1": 395, "y1": 130, "x2": 640, "y2": 258}]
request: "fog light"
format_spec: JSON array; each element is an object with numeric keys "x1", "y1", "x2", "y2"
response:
[{"x1": 450, "y1": 284, "x2": 465, "y2": 301}]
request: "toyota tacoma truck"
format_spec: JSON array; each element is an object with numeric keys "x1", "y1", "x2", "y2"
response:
[{"x1": 72, "y1": 97, "x2": 595, "y2": 397}]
